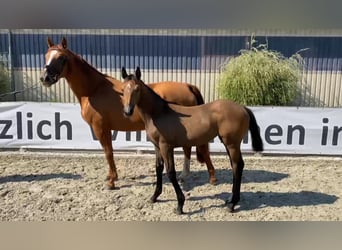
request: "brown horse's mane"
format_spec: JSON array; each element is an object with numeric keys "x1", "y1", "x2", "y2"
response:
[
  {"x1": 78, "y1": 55, "x2": 114, "y2": 79},
  {"x1": 50, "y1": 45, "x2": 116, "y2": 81}
]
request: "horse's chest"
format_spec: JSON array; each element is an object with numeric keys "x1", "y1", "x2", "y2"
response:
[
  {"x1": 80, "y1": 101, "x2": 99, "y2": 125},
  {"x1": 144, "y1": 120, "x2": 158, "y2": 141},
  {"x1": 145, "y1": 118, "x2": 179, "y2": 146}
]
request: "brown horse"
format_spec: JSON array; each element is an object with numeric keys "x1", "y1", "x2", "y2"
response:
[
  {"x1": 40, "y1": 37, "x2": 217, "y2": 189},
  {"x1": 121, "y1": 67, "x2": 263, "y2": 214}
]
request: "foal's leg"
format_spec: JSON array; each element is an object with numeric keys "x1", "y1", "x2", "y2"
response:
[
  {"x1": 224, "y1": 145, "x2": 244, "y2": 212},
  {"x1": 161, "y1": 146, "x2": 185, "y2": 215},
  {"x1": 150, "y1": 146, "x2": 164, "y2": 203},
  {"x1": 94, "y1": 127, "x2": 118, "y2": 189},
  {"x1": 197, "y1": 144, "x2": 217, "y2": 185},
  {"x1": 178, "y1": 146, "x2": 191, "y2": 182}
]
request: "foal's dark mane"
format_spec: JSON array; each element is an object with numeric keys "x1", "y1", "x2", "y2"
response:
[
  {"x1": 127, "y1": 74, "x2": 175, "y2": 106},
  {"x1": 125, "y1": 74, "x2": 178, "y2": 105},
  {"x1": 127, "y1": 73, "x2": 191, "y2": 118}
]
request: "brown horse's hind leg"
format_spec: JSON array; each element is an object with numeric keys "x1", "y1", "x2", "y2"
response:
[
  {"x1": 178, "y1": 147, "x2": 191, "y2": 182},
  {"x1": 96, "y1": 128, "x2": 118, "y2": 190},
  {"x1": 224, "y1": 145, "x2": 244, "y2": 212},
  {"x1": 197, "y1": 144, "x2": 217, "y2": 185}
]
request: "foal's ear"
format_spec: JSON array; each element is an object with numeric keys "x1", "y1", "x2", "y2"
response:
[
  {"x1": 121, "y1": 67, "x2": 128, "y2": 79},
  {"x1": 61, "y1": 37, "x2": 67, "y2": 49},
  {"x1": 135, "y1": 67, "x2": 141, "y2": 80},
  {"x1": 47, "y1": 37, "x2": 54, "y2": 48}
]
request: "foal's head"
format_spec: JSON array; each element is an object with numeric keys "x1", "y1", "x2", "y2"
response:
[
  {"x1": 121, "y1": 67, "x2": 142, "y2": 117},
  {"x1": 40, "y1": 37, "x2": 70, "y2": 87}
]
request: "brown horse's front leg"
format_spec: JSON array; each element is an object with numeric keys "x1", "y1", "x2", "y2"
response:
[{"x1": 96, "y1": 128, "x2": 118, "y2": 190}]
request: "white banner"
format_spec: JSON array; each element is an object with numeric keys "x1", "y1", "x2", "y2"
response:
[{"x1": 0, "y1": 102, "x2": 342, "y2": 155}]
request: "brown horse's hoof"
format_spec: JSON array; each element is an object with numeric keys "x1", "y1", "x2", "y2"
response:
[
  {"x1": 209, "y1": 177, "x2": 218, "y2": 185},
  {"x1": 106, "y1": 182, "x2": 117, "y2": 190}
]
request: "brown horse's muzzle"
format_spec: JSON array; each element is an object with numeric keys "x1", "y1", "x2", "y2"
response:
[
  {"x1": 123, "y1": 105, "x2": 134, "y2": 117},
  {"x1": 40, "y1": 67, "x2": 59, "y2": 87},
  {"x1": 40, "y1": 56, "x2": 66, "y2": 87}
]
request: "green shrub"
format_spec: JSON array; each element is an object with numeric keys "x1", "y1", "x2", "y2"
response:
[
  {"x1": 217, "y1": 37, "x2": 304, "y2": 106},
  {"x1": 0, "y1": 63, "x2": 10, "y2": 96}
]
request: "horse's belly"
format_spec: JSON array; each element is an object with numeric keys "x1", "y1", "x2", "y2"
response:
[
  {"x1": 158, "y1": 124, "x2": 216, "y2": 147},
  {"x1": 183, "y1": 129, "x2": 217, "y2": 146}
]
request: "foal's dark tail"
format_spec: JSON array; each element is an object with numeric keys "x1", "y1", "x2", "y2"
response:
[{"x1": 244, "y1": 107, "x2": 264, "y2": 152}]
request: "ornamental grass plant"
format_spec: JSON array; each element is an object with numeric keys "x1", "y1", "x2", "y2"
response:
[
  {"x1": 218, "y1": 37, "x2": 304, "y2": 106},
  {"x1": 0, "y1": 63, "x2": 10, "y2": 96}
]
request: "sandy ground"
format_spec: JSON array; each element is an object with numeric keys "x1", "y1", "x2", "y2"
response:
[{"x1": 0, "y1": 150, "x2": 341, "y2": 221}]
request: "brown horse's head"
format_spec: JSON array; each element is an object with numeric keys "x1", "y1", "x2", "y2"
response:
[
  {"x1": 40, "y1": 37, "x2": 69, "y2": 87},
  {"x1": 121, "y1": 67, "x2": 142, "y2": 117}
]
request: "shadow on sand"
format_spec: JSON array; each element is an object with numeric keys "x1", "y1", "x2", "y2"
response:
[
  {"x1": 180, "y1": 168, "x2": 289, "y2": 191},
  {"x1": 187, "y1": 190, "x2": 338, "y2": 215},
  {"x1": 0, "y1": 173, "x2": 82, "y2": 184},
  {"x1": 133, "y1": 169, "x2": 338, "y2": 214}
]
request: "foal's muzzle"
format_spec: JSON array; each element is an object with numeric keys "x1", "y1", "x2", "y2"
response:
[{"x1": 123, "y1": 105, "x2": 134, "y2": 117}]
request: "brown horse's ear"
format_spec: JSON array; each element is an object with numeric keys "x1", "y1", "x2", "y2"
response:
[
  {"x1": 135, "y1": 67, "x2": 141, "y2": 80},
  {"x1": 121, "y1": 67, "x2": 128, "y2": 79},
  {"x1": 47, "y1": 37, "x2": 54, "y2": 48},
  {"x1": 61, "y1": 37, "x2": 67, "y2": 49}
]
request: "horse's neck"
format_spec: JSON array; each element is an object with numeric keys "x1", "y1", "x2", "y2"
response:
[
  {"x1": 137, "y1": 83, "x2": 168, "y2": 121},
  {"x1": 64, "y1": 56, "x2": 104, "y2": 102}
]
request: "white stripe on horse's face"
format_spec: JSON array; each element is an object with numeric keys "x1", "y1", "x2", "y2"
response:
[{"x1": 46, "y1": 50, "x2": 58, "y2": 66}]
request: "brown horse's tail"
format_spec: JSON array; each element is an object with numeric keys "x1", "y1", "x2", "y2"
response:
[
  {"x1": 188, "y1": 84, "x2": 208, "y2": 162},
  {"x1": 244, "y1": 107, "x2": 264, "y2": 152},
  {"x1": 188, "y1": 85, "x2": 205, "y2": 105}
]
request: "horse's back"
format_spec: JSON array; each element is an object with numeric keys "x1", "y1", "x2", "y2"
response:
[
  {"x1": 175, "y1": 99, "x2": 249, "y2": 141},
  {"x1": 214, "y1": 99, "x2": 248, "y2": 118},
  {"x1": 148, "y1": 81, "x2": 200, "y2": 106}
]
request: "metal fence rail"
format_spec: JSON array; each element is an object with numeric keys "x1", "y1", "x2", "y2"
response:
[{"x1": 1, "y1": 29, "x2": 342, "y2": 107}]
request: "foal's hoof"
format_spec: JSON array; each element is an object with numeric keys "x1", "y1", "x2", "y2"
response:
[
  {"x1": 227, "y1": 203, "x2": 235, "y2": 213},
  {"x1": 150, "y1": 196, "x2": 158, "y2": 203},
  {"x1": 225, "y1": 200, "x2": 237, "y2": 213},
  {"x1": 175, "y1": 207, "x2": 185, "y2": 215}
]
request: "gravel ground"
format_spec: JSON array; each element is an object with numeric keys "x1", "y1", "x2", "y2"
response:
[{"x1": 0, "y1": 150, "x2": 341, "y2": 221}]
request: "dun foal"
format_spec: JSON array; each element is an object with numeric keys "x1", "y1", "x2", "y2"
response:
[{"x1": 121, "y1": 67, "x2": 263, "y2": 214}]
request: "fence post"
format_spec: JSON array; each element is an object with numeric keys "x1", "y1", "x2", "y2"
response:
[{"x1": 7, "y1": 29, "x2": 15, "y2": 101}]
